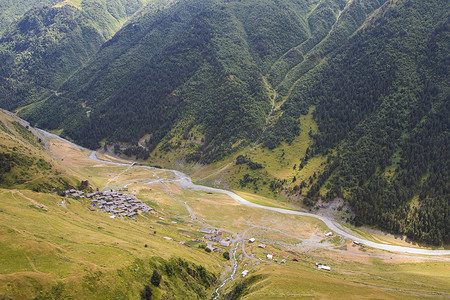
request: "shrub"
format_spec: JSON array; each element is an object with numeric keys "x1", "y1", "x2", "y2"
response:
[
  {"x1": 150, "y1": 270, "x2": 161, "y2": 287},
  {"x1": 141, "y1": 285, "x2": 152, "y2": 299}
]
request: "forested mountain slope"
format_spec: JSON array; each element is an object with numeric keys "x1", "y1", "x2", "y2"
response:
[
  {"x1": 0, "y1": 0, "x2": 59, "y2": 35},
  {"x1": 0, "y1": 5, "x2": 106, "y2": 110},
  {"x1": 21, "y1": 0, "x2": 387, "y2": 163},
  {"x1": 274, "y1": 0, "x2": 449, "y2": 244},
  {"x1": 0, "y1": 0, "x2": 147, "y2": 111}
]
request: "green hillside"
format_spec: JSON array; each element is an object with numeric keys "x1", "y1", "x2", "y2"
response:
[
  {"x1": 1, "y1": 117, "x2": 449, "y2": 299},
  {"x1": 0, "y1": 110, "x2": 220, "y2": 299},
  {"x1": 0, "y1": 189, "x2": 218, "y2": 299},
  {"x1": 20, "y1": 0, "x2": 388, "y2": 163},
  {"x1": 0, "y1": 0, "x2": 60, "y2": 35},
  {"x1": 0, "y1": 0, "x2": 146, "y2": 111},
  {"x1": 0, "y1": 109, "x2": 74, "y2": 191},
  {"x1": 276, "y1": 0, "x2": 450, "y2": 245},
  {"x1": 0, "y1": 5, "x2": 106, "y2": 110}
]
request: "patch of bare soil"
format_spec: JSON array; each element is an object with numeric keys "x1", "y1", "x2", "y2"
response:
[{"x1": 313, "y1": 198, "x2": 354, "y2": 223}]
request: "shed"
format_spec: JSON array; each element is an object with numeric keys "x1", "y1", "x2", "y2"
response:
[
  {"x1": 318, "y1": 265, "x2": 331, "y2": 271},
  {"x1": 220, "y1": 240, "x2": 230, "y2": 247},
  {"x1": 249, "y1": 238, "x2": 256, "y2": 243}
]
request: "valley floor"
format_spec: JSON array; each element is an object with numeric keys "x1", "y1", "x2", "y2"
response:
[{"x1": 1, "y1": 132, "x2": 449, "y2": 299}]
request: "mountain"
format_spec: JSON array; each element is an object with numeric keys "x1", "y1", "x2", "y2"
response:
[
  {"x1": 0, "y1": 0, "x2": 146, "y2": 111},
  {"x1": 1, "y1": 0, "x2": 449, "y2": 245},
  {"x1": 0, "y1": 0, "x2": 449, "y2": 294},
  {"x1": 0, "y1": 5, "x2": 106, "y2": 110},
  {"x1": 0, "y1": 0, "x2": 60, "y2": 35},
  {"x1": 20, "y1": 0, "x2": 387, "y2": 162},
  {"x1": 277, "y1": 0, "x2": 449, "y2": 245},
  {"x1": 224, "y1": 0, "x2": 448, "y2": 245}
]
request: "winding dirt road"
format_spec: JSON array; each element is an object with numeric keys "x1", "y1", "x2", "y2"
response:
[
  {"x1": 173, "y1": 172, "x2": 450, "y2": 256},
  {"x1": 36, "y1": 128, "x2": 450, "y2": 256}
]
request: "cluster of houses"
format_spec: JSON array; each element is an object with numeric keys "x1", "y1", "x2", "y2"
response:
[
  {"x1": 84, "y1": 191, "x2": 153, "y2": 219},
  {"x1": 64, "y1": 189, "x2": 86, "y2": 198},
  {"x1": 200, "y1": 228, "x2": 231, "y2": 249},
  {"x1": 250, "y1": 238, "x2": 302, "y2": 264}
]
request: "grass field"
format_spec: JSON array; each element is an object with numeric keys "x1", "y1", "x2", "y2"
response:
[
  {"x1": 233, "y1": 242, "x2": 450, "y2": 299},
  {"x1": 233, "y1": 261, "x2": 450, "y2": 299},
  {"x1": 0, "y1": 188, "x2": 222, "y2": 299},
  {"x1": 246, "y1": 107, "x2": 329, "y2": 193}
]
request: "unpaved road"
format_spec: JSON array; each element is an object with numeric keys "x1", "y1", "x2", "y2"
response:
[
  {"x1": 173, "y1": 172, "x2": 450, "y2": 256},
  {"x1": 11, "y1": 190, "x2": 46, "y2": 210},
  {"x1": 35, "y1": 126, "x2": 450, "y2": 256},
  {"x1": 88, "y1": 150, "x2": 450, "y2": 256}
]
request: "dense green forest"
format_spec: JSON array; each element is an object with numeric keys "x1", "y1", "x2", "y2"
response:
[
  {"x1": 279, "y1": 0, "x2": 449, "y2": 245},
  {"x1": 0, "y1": 5, "x2": 106, "y2": 109},
  {"x1": 0, "y1": 0, "x2": 59, "y2": 35},
  {"x1": 0, "y1": 0, "x2": 145, "y2": 111},
  {"x1": 20, "y1": 0, "x2": 388, "y2": 163},
  {"x1": 0, "y1": 0, "x2": 448, "y2": 244}
]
